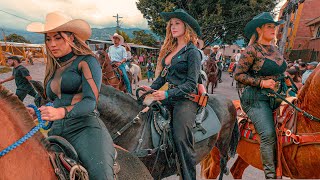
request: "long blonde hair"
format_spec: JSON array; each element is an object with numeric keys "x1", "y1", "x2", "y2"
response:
[
  {"x1": 155, "y1": 20, "x2": 198, "y2": 77},
  {"x1": 44, "y1": 32, "x2": 94, "y2": 97},
  {"x1": 248, "y1": 24, "x2": 278, "y2": 46}
]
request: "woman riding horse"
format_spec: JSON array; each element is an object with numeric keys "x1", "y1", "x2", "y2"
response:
[
  {"x1": 26, "y1": 11, "x2": 115, "y2": 179},
  {"x1": 234, "y1": 12, "x2": 286, "y2": 179},
  {"x1": 141, "y1": 8, "x2": 201, "y2": 180}
]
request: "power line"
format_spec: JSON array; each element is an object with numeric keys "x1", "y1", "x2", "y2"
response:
[{"x1": 0, "y1": 9, "x2": 33, "y2": 22}]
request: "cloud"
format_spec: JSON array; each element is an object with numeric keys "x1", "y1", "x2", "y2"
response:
[{"x1": 0, "y1": 0, "x2": 149, "y2": 30}]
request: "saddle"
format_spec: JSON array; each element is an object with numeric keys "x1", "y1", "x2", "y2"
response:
[
  {"x1": 135, "y1": 100, "x2": 221, "y2": 158},
  {"x1": 46, "y1": 136, "x2": 120, "y2": 180},
  {"x1": 46, "y1": 136, "x2": 89, "y2": 180},
  {"x1": 235, "y1": 97, "x2": 298, "y2": 146}
]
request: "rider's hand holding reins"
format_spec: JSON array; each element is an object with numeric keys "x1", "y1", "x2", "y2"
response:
[
  {"x1": 39, "y1": 106, "x2": 66, "y2": 121},
  {"x1": 152, "y1": 90, "x2": 166, "y2": 101},
  {"x1": 260, "y1": 79, "x2": 276, "y2": 89},
  {"x1": 140, "y1": 85, "x2": 152, "y2": 91}
]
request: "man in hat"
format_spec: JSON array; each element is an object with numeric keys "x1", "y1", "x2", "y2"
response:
[
  {"x1": 0, "y1": 56, "x2": 37, "y2": 102},
  {"x1": 298, "y1": 61, "x2": 307, "y2": 76},
  {"x1": 302, "y1": 61, "x2": 318, "y2": 84},
  {"x1": 235, "y1": 47, "x2": 245, "y2": 65},
  {"x1": 108, "y1": 33, "x2": 132, "y2": 94},
  {"x1": 210, "y1": 45, "x2": 223, "y2": 83}
]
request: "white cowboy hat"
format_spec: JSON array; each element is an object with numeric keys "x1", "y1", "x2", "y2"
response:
[
  {"x1": 26, "y1": 11, "x2": 91, "y2": 41},
  {"x1": 241, "y1": 47, "x2": 246, "y2": 51},
  {"x1": 110, "y1": 33, "x2": 124, "y2": 45},
  {"x1": 197, "y1": 39, "x2": 204, "y2": 49},
  {"x1": 212, "y1": 45, "x2": 220, "y2": 49}
]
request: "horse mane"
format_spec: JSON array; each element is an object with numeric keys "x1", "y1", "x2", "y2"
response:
[
  {"x1": 100, "y1": 84, "x2": 138, "y2": 106},
  {"x1": 0, "y1": 84, "x2": 44, "y2": 141},
  {"x1": 298, "y1": 66, "x2": 320, "y2": 108}
]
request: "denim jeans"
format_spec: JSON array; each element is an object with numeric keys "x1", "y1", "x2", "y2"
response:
[
  {"x1": 241, "y1": 97, "x2": 277, "y2": 179},
  {"x1": 118, "y1": 64, "x2": 132, "y2": 93}
]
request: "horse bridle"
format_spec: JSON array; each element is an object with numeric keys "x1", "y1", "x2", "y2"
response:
[{"x1": 101, "y1": 61, "x2": 122, "y2": 87}]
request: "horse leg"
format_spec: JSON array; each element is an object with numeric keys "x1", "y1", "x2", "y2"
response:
[{"x1": 230, "y1": 156, "x2": 249, "y2": 179}]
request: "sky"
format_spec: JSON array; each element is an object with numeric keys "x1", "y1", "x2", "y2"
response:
[
  {"x1": 0, "y1": 0, "x2": 149, "y2": 30},
  {"x1": 0, "y1": 0, "x2": 287, "y2": 31}
]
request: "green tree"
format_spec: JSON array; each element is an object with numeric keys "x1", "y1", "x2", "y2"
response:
[
  {"x1": 136, "y1": 0, "x2": 279, "y2": 45},
  {"x1": 3, "y1": 33, "x2": 31, "y2": 43},
  {"x1": 132, "y1": 30, "x2": 157, "y2": 47},
  {"x1": 116, "y1": 29, "x2": 132, "y2": 43}
]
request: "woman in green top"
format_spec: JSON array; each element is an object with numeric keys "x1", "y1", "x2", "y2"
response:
[
  {"x1": 234, "y1": 12, "x2": 286, "y2": 179},
  {"x1": 141, "y1": 9, "x2": 201, "y2": 180},
  {"x1": 26, "y1": 11, "x2": 115, "y2": 179}
]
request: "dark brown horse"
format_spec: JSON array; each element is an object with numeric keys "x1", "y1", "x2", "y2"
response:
[
  {"x1": 97, "y1": 50, "x2": 132, "y2": 93},
  {"x1": 0, "y1": 84, "x2": 152, "y2": 180},
  {"x1": 98, "y1": 84, "x2": 239, "y2": 179},
  {"x1": 201, "y1": 66, "x2": 320, "y2": 179},
  {"x1": 205, "y1": 57, "x2": 219, "y2": 94}
]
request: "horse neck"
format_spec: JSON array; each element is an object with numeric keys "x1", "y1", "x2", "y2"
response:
[
  {"x1": 296, "y1": 68, "x2": 320, "y2": 132},
  {"x1": 0, "y1": 94, "x2": 54, "y2": 178}
]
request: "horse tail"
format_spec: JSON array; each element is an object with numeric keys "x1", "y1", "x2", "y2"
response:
[
  {"x1": 138, "y1": 69, "x2": 142, "y2": 81},
  {"x1": 229, "y1": 121, "x2": 239, "y2": 158}
]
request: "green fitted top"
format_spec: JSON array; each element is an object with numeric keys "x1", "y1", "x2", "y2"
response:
[{"x1": 46, "y1": 52, "x2": 102, "y2": 119}]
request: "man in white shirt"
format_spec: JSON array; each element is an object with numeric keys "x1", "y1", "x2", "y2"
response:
[
  {"x1": 108, "y1": 33, "x2": 132, "y2": 94},
  {"x1": 234, "y1": 47, "x2": 245, "y2": 65}
]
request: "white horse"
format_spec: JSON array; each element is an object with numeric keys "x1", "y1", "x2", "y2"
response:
[{"x1": 129, "y1": 63, "x2": 142, "y2": 90}]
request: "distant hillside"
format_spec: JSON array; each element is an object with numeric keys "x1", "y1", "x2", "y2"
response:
[{"x1": 2, "y1": 27, "x2": 159, "y2": 44}]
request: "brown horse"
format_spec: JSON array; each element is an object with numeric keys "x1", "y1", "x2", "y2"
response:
[
  {"x1": 97, "y1": 50, "x2": 132, "y2": 93},
  {"x1": 0, "y1": 84, "x2": 152, "y2": 180},
  {"x1": 201, "y1": 66, "x2": 320, "y2": 179},
  {"x1": 205, "y1": 57, "x2": 219, "y2": 94}
]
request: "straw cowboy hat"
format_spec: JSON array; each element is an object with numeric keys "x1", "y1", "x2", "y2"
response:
[
  {"x1": 160, "y1": 8, "x2": 201, "y2": 36},
  {"x1": 26, "y1": 11, "x2": 91, "y2": 41},
  {"x1": 244, "y1": 12, "x2": 284, "y2": 39},
  {"x1": 110, "y1": 33, "x2": 124, "y2": 45},
  {"x1": 197, "y1": 39, "x2": 204, "y2": 49}
]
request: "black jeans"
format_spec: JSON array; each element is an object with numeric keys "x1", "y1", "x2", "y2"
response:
[
  {"x1": 163, "y1": 98, "x2": 198, "y2": 180},
  {"x1": 16, "y1": 88, "x2": 37, "y2": 101},
  {"x1": 48, "y1": 112, "x2": 115, "y2": 180},
  {"x1": 241, "y1": 98, "x2": 276, "y2": 179}
]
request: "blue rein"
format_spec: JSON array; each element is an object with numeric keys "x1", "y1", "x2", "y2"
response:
[{"x1": 0, "y1": 103, "x2": 53, "y2": 157}]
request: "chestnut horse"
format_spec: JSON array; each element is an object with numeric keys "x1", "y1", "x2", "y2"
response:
[
  {"x1": 205, "y1": 57, "x2": 219, "y2": 94},
  {"x1": 201, "y1": 66, "x2": 320, "y2": 179},
  {"x1": 0, "y1": 84, "x2": 152, "y2": 180},
  {"x1": 97, "y1": 50, "x2": 132, "y2": 93}
]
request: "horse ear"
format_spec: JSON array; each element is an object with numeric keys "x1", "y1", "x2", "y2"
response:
[{"x1": 30, "y1": 80, "x2": 47, "y2": 102}]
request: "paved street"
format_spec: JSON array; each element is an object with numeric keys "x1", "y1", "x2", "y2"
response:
[{"x1": 0, "y1": 62, "x2": 266, "y2": 179}]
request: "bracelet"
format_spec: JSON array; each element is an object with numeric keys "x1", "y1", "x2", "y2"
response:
[
  {"x1": 164, "y1": 91, "x2": 169, "y2": 99},
  {"x1": 260, "y1": 80, "x2": 264, "y2": 88},
  {"x1": 63, "y1": 107, "x2": 68, "y2": 118}
]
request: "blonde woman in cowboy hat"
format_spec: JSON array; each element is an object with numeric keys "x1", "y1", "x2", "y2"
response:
[
  {"x1": 234, "y1": 12, "x2": 286, "y2": 179},
  {"x1": 108, "y1": 33, "x2": 132, "y2": 94},
  {"x1": 141, "y1": 8, "x2": 201, "y2": 180},
  {"x1": 26, "y1": 11, "x2": 115, "y2": 179}
]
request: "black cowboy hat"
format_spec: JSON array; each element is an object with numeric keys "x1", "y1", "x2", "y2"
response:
[
  {"x1": 244, "y1": 12, "x2": 284, "y2": 39},
  {"x1": 160, "y1": 8, "x2": 201, "y2": 36}
]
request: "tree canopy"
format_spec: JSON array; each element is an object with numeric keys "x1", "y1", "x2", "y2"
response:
[
  {"x1": 2, "y1": 33, "x2": 31, "y2": 43},
  {"x1": 132, "y1": 30, "x2": 157, "y2": 47},
  {"x1": 116, "y1": 29, "x2": 132, "y2": 43},
  {"x1": 136, "y1": 0, "x2": 279, "y2": 45}
]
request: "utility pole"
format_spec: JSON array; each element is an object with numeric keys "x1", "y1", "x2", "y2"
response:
[{"x1": 113, "y1": 14, "x2": 123, "y2": 30}]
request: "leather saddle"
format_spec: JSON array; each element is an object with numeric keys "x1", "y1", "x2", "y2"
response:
[
  {"x1": 235, "y1": 98, "x2": 298, "y2": 146},
  {"x1": 149, "y1": 101, "x2": 221, "y2": 149},
  {"x1": 46, "y1": 136, "x2": 88, "y2": 180},
  {"x1": 46, "y1": 136, "x2": 120, "y2": 180}
]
